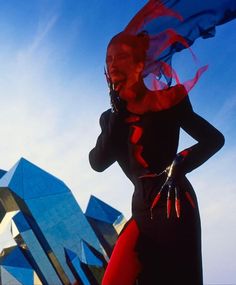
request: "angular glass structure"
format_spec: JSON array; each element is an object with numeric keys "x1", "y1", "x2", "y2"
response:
[
  {"x1": 85, "y1": 195, "x2": 126, "y2": 257},
  {"x1": 0, "y1": 158, "x2": 123, "y2": 285},
  {"x1": 0, "y1": 246, "x2": 42, "y2": 285}
]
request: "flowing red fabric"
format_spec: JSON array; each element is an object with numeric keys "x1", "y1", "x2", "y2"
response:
[
  {"x1": 122, "y1": 0, "x2": 236, "y2": 90},
  {"x1": 102, "y1": 219, "x2": 141, "y2": 285},
  {"x1": 125, "y1": 83, "x2": 188, "y2": 114}
]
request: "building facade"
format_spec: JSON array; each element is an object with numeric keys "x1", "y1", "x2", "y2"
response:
[{"x1": 0, "y1": 158, "x2": 125, "y2": 285}]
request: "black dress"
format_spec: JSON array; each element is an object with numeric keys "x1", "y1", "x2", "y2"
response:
[{"x1": 89, "y1": 96, "x2": 224, "y2": 285}]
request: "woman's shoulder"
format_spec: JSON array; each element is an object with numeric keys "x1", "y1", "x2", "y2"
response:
[
  {"x1": 99, "y1": 108, "x2": 112, "y2": 123},
  {"x1": 145, "y1": 84, "x2": 190, "y2": 113}
]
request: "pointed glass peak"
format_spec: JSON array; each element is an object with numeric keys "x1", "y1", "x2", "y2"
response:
[
  {"x1": 85, "y1": 195, "x2": 122, "y2": 224},
  {"x1": 80, "y1": 240, "x2": 103, "y2": 267}
]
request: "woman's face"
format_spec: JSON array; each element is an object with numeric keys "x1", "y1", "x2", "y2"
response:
[{"x1": 106, "y1": 43, "x2": 144, "y2": 89}]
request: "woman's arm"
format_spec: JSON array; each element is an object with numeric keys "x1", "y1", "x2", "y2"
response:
[
  {"x1": 89, "y1": 110, "x2": 118, "y2": 172},
  {"x1": 150, "y1": 96, "x2": 225, "y2": 219},
  {"x1": 178, "y1": 96, "x2": 225, "y2": 174}
]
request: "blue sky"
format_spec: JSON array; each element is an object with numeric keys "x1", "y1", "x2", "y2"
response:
[{"x1": 0, "y1": 1, "x2": 235, "y2": 284}]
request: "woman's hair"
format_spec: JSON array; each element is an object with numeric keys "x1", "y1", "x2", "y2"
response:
[{"x1": 107, "y1": 31, "x2": 150, "y2": 63}]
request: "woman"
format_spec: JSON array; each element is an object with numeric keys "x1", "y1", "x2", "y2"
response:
[{"x1": 89, "y1": 31, "x2": 224, "y2": 285}]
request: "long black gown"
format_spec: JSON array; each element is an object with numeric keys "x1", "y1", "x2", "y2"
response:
[{"x1": 89, "y1": 95, "x2": 224, "y2": 285}]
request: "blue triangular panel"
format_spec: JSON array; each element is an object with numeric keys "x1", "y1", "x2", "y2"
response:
[
  {"x1": 85, "y1": 195, "x2": 122, "y2": 224},
  {"x1": 1, "y1": 246, "x2": 32, "y2": 269},
  {"x1": 12, "y1": 212, "x2": 31, "y2": 234},
  {"x1": 1, "y1": 266, "x2": 22, "y2": 285},
  {"x1": 0, "y1": 159, "x2": 23, "y2": 198},
  {"x1": 0, "y1": 169, "x2": 7, "y2": 179},
  {"x1": 64, "y1": 248, "x2": 77, "y2": 262},
  {"x1": 4, "y1": 265, "x2": 33, "y2": 285},
  {"x1": 80, "y1": 240, "x2": 103, "y2": 267},
  {"x1": 0, "y1": 158, "x2": 70, "y2": 200},
  {"x1": 64, "y1": 248, "x2": 91, "y2": 285},
  {"x1": 21, "y1": 158, "x2": 70, "y2": 199}
]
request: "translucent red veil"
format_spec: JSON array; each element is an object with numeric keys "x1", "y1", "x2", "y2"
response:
[{"x1": 114, "y1": 0, "x2": 236, "y2": 92}]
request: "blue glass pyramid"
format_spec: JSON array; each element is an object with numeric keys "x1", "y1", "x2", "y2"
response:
[
  {"x1": 1, "y1": 267, "x2": 22, "y2": 285},
  {"x1": 0, "y1": 169, "x2": 6, "y2": 179},
  {"x1": 0, "y1": 158, "x2": 69, "y2": 199},
  {"x1": 1, "y1": 246, "x2": 31, "y2": 269},
  {"x1": 12, "y1": 211, "x2": 31, "y2": 233},
  {"x1": 0, "y1": 246, "x2": 34, "y2": 285},
  {"x1": 64, "y1": 248, "x2": 90, "y2": 285},
  {"x1": 80, "y1": 240, "x2": 103, "y2": 267},
  {"x1": 2, "y1": 265, "x2": 33, "y2": 285},
  {"x1": 0, "y1": 158, "x2": 124, "y2": 284},
  {"x1": 85, "y1": 195, "x2": 122, "y2": 224}
]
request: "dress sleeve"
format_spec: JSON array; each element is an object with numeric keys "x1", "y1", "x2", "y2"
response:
[
  {"x1": 178, "y1": 96, "x2": 225, "y2": 174},
  {"x1": 89, "y1": 110, "x2": 118, "y2": 172}
]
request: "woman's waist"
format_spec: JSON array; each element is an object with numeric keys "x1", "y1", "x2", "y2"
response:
[{"x1": 132, "y1": 175, "x2": 196, "y2": 214}]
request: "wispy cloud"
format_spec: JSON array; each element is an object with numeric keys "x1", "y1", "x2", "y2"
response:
[{"x1": 25, "y1": 15, "x2": 59, "y2": 56}]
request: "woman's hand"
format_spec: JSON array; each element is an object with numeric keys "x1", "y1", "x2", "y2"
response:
[
  {"x1": 109, "y1": 88, "x2": 127, "y2": 114},
  {"x1": 150, "y1": 151, "x2": 196, "y2": 219}
]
